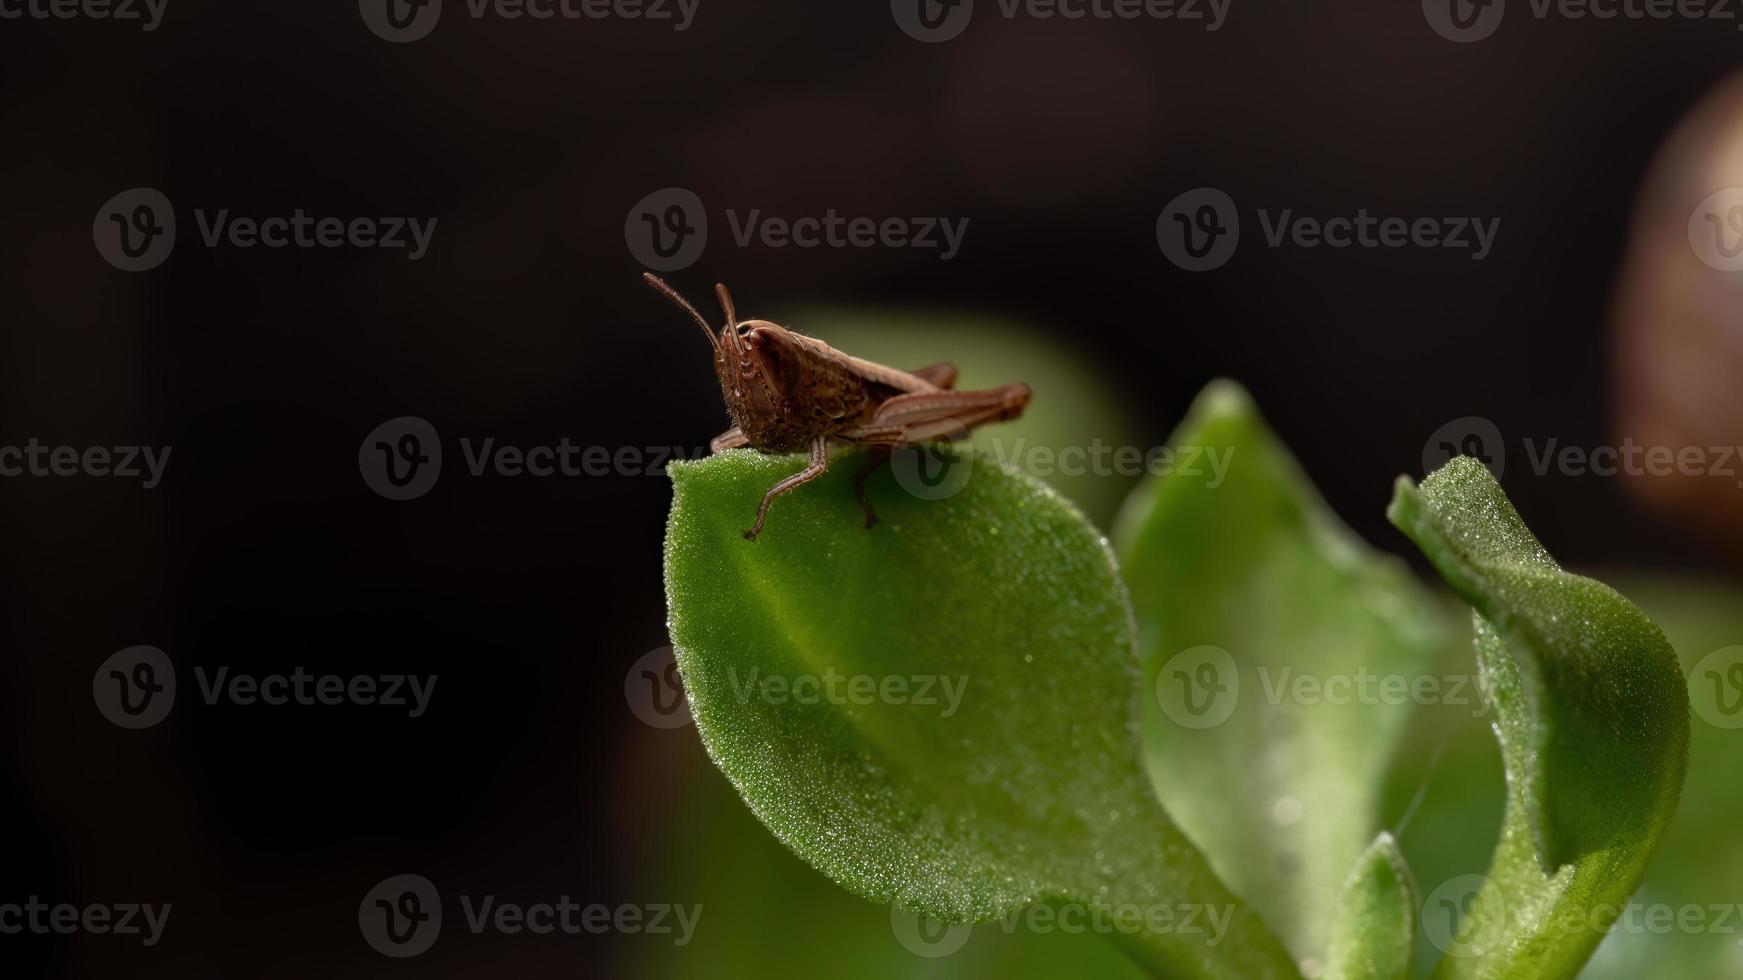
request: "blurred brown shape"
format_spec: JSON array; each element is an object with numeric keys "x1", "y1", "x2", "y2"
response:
[{"x1": 1613, "y1": 72, "x2": 1743, "y2": 545}]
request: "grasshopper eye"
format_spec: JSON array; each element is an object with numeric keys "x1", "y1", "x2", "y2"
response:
[{"x1": 746, "y1": 330, "x2": 804, "y2": 395}]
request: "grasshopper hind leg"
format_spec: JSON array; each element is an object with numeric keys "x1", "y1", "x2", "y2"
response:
[{"x1": 851, "y1": 446, "x2": 894, "y2": 529}]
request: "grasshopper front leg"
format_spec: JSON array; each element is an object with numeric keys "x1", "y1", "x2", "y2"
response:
[
  {"x1": 745, "y1": 435, "x2": 830, "y2": 541},
  {"x1": 710, "y1": 427, "x2": 749, "y2": 453}
]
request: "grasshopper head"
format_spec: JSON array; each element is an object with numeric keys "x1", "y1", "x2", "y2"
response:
[
  {"x1": 642, "y1": 273, "x2": 814, "y2": 450},
  {"x1": 716, "y1": 316, "x2": 818, "y2": 451}
]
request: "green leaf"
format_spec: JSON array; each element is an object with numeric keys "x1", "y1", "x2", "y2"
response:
[
  {"x1": 1387, "y1": 457, "x2": 1690, "y2": 979},
  {"x1": 664, "y1": 449, "x2": 1298, "y2": 979},
  {"x1": 1111, "y1": 380, "x2": 1448, "y2": 970},
  {"x1": 1323, "y1": 832, "x2": 1418, "y2": 980},
  {"x1": 1573, "y1": 575, "x2": 1743, "y2": 978},
  {"x1": 623, "y1": 739, "x2": 1153, "y2": 980}
]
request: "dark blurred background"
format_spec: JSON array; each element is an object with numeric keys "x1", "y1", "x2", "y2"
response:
[{"x1": 4, "y1": 1, "x2": 1743, "y2": 976}]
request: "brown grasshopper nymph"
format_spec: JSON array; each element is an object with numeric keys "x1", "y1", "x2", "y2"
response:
[{"x1": 644, "y1": 273, "x2": 1031, "y2": 541}]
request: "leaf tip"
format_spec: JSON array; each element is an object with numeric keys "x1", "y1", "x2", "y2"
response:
[
  {"x1": 1191, "y1": 377, "x2": 1257, "y2": 422},
  {"x1": 1384, "y1": 475, "x2": 1419, "y2": 526}
]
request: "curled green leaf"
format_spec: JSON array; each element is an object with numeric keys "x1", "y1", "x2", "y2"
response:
[
  {"x1": 1387, "y1": 457, "x2": 1689, "y2": 979},
  {"x1": 1112, "y1": 380, "x2": 1447, "y2": 968}
]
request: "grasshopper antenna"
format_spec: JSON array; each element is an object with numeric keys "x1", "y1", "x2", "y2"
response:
[
  {"x1": 715, "y1": 282, "x2": 743, "y2": 355},
  {"x1": 643, "y1": 273, "x2": 719, "y2": 353}
]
